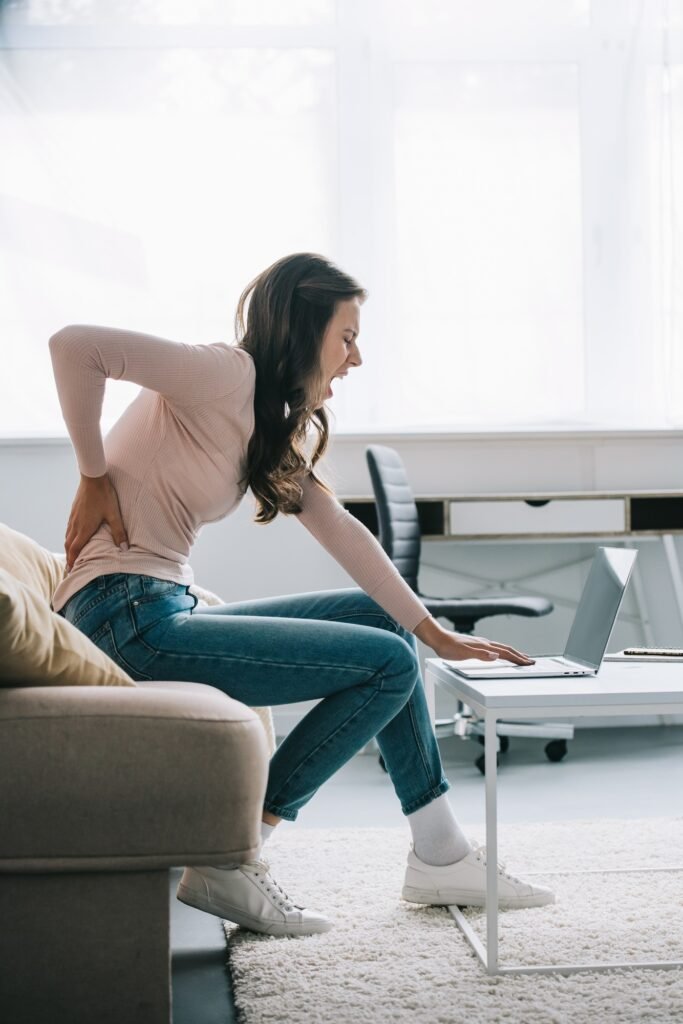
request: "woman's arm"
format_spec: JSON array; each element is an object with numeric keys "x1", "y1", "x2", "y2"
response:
[
  {"x1": 295, "y1": 473, "x2": 430, "y2": 632},
  {"x1": 296, "y1": 475, "x2": 534, "y2": 664},
  {"x1": 49, "y1": 324, "x2": 252, "y2": 478}
]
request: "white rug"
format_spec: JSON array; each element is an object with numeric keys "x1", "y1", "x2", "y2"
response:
[{"x1": 225, "y1": 819, "x2": 683, "y2": 1024}]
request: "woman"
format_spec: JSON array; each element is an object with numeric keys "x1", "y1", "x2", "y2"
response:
[{"x1": 50, "y1": 252, "x2": 553, "y2": 937}]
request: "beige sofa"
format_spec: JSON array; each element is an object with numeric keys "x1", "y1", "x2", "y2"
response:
[{"x1": 0, "y1": 524, "x2": 274, "y2": 1024}]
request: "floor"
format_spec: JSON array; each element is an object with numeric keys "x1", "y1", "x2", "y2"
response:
[{"x1": 170, "y1": 723, "x2": 683, "y2": 1023}]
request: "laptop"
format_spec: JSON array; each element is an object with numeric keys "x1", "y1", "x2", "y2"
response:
[{"x1": 444, "y1": 546, "x2": 638, "y2": 680}]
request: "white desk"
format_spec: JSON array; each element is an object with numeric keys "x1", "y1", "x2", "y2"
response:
[{"x1": 425, "y1": 657, "x2": 683, "y2": 977}]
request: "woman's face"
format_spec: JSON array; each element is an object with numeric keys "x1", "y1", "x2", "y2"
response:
[{"x1": 318, "y1": 297, "x2": 362, "y2": 405}]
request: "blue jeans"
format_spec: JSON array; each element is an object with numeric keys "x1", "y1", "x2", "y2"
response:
[{"x1": 60, "y1": 573, "x2": 450, "y2": 821}]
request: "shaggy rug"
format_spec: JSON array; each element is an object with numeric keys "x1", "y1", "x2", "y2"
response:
[{"x1": 224, "y1": 819, "x2": 683, "y2": 1024}]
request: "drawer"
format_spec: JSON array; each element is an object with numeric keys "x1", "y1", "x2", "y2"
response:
[{"x1": 448, "y1": 498, "x2": 627, "y2": 537}]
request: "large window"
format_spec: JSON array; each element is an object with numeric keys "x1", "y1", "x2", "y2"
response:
[{"x1": 1, "y1": 0, "x2": 682, "y2": 435}]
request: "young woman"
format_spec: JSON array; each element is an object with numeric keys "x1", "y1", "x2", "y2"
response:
[{"x1": 50, "y1": 252, "x2": 553, "y2": 937}]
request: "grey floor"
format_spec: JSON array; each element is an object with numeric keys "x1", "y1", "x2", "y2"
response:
[{"x1": 170, "y1": 724, "x2": 683, "y2": 1023}]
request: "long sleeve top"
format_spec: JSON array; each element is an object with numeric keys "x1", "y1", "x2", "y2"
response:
[{"x1": 49, "y1": 325, "x2": 431, "y2": 632}]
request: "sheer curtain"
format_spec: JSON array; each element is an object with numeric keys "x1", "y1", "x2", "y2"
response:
[
  {"x1": 0, "y1": 0, "x2": 681, "y2": 436},
  {"x1": 652, "y1": 0, "x2": 683, "y2": 423},
  {"x1": 0, "y1": 1, "x2": 337, "y2": 435}
]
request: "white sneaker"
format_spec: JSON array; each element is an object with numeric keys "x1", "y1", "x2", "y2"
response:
[
  {"x1": 402, "y1": 841, "x2": 555, "y2": 910},
  {"x1": 176, "y1": 860, "x2": 333, "y2": 936}
]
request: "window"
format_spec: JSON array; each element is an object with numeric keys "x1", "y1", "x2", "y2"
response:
[
  {"x1": 0, "y1": 1, "x2": 336, "y2": 435},
  {"x1": 393, "y1": 63, "x2": 583, "y2": 428},
  {"x1": 1, "y1": 0, "x2": 681, "y2": 436}
]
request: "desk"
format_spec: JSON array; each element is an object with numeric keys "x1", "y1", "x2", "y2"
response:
[
  {"x1": 425, "y1": 656, "x2": 683, "y2": 977},
  {"x1": 344, "y1": 489, "x2": 683, "y2": 639}
]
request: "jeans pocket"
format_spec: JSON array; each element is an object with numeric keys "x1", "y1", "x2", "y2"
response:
[
  {"x1": 89, "y1": 621, "x2": 153, "y2": 681},
  {"x1": 137, "y1": 576, "x2": 186, "y2": 604},
  {"x1": 65, "y1": 577, "x2": 128, "y2": 629},
  {"x1": 130, "y1": 591, "x2": 196, "y2": 649}
]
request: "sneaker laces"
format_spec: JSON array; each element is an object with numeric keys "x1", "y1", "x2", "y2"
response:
[
  {"x1": 247, "y1": 859, "x2": 299, "y2": 912},
  {"x1": 469, "y1": 840, "x2": 521, "y2": 883}
]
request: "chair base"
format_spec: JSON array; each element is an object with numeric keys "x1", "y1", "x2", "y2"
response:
[{"x1": 435, "y1": 711, "x2": 575, "y2": 772}]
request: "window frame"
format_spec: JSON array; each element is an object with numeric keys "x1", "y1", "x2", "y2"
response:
[{"x1": 2, "y1": 0, "x2": 683, "y2": 436}]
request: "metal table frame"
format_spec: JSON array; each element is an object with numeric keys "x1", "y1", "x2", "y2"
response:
[{"x1": 425, "y1": 657, "x2": 683, "y2": 977}]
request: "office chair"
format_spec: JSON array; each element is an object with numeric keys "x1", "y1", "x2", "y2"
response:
[{"x1": 365, "y1": 444, "x2": 574, "y2": 773}]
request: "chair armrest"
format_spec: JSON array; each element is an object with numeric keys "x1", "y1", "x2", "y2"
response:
[{"x1": 0, "y1": 682, "x2": 268, "y2": 872}]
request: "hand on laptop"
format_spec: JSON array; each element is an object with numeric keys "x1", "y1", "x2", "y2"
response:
[
  {"x1": 414, "y1": 617, "x2": 535, "y2": 665},
  {"x1": 452, "y1": 635, "x2": 536, "y2": 665}
]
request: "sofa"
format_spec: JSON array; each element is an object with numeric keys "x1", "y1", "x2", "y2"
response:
[{"x1": 0, "y1": 523, "x2": 274, "y2": 1024}]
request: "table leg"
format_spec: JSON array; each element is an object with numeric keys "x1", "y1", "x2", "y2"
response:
[
  {"x1": 662, "y1": 534, "x2": 683, "y2": 638},
  {"x1": 424, "y1": 668, "x2": 437, "y2": 724},
  {"x1": 435, "y1": 660, "x2": 683, "y2": 975},
  {"x1": 626, "y1": 539, "x2": 655, "y2": 646},
  {"x1": 485, "y1": 712, "x2": 499, "y2": 975}
]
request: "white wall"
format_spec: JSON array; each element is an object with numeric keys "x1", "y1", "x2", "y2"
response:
[{"x1": 2, "y1": 429, "x2": 683, "y2": 732}]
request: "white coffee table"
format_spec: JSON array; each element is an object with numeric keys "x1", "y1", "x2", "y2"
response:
[{"x1": 425, "y1": 657, "x2": 683, "y2": 977}]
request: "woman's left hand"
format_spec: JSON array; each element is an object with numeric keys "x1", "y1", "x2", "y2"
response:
[{"x1": 414, "y1": 616, "x2": 535, "y2": 665}]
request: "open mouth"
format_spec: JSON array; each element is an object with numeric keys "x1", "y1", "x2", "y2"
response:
[{"x1": 326, "y1": 372, "x2": 347, "y2": 400}]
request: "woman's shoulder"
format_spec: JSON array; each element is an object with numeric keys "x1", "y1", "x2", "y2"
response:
[
  {"x1": 203, "y1": 342, "x2": 255, "y2": 397},
  {"x1": 213, "y1": 341, "x2": 254, "y2": 371}
]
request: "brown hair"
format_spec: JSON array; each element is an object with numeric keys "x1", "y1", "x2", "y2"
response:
[{"x1": 236, "y1": 253, "x2": 367, "y2": 524}]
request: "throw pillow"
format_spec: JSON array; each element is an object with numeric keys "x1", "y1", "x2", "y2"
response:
[
  {"x1": 0, "y1": 521, "x2": 64, "y2": 602},
  {"x1": 0, "y1": 568, "x2": 135, "y2": 688}
]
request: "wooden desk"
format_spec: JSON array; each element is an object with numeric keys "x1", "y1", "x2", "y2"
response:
[
  {"x1": 343, "y1": 487, "x2": 683, "y2": 541},
  {"x1": 343, "y1": 489, "x2": 683, "y2": 635}
]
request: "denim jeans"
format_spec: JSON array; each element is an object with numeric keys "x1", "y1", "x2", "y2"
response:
[{"x1": 60, "y1": 573, "x2": 450, "y2": 821}]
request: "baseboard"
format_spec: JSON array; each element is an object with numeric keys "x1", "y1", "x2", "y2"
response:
[{"x1": 272, "y1": 705, "x2": 683, "y2": 739}]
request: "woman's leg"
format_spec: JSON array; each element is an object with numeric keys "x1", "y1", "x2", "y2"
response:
[
  {"x1": 192, "y1": 587, "x2": 451, "y2": 819},
  {"x1": 211, "y1": 587, "x2": 553, "y2": 911},
  {"x1": 200, "y1": 589, "x2": 473, "y2": 868},
  {"x1": 64, "y1": 575, "x2": 422, "y2": 821},
  {"x1": 64, "y1": 575, "x2": 554, "y2": 920},
  {"x1": 64, "y1": 576, "x2": 450, "y2": 821}
]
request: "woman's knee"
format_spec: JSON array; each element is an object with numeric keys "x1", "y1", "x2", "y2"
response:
[
  {"x1": 348, "y1": 589, "x2": 416, "y2": 643},
  {"x1": 379, "y1": 633, "x2": 419, "y2": 700}
]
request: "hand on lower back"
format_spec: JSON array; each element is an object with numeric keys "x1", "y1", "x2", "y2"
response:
[{"x1": 64, "y1": 472, "x2": 129, "y2": 570}]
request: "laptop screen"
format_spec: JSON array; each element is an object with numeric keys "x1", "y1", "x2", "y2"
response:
[{"x1": 563, "y1": 547, "x2": 638, "y2": 669}]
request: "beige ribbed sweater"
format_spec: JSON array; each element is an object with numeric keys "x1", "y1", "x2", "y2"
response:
[{"x1": 49, "y1": 324, "x2": 430, "y2": 632}]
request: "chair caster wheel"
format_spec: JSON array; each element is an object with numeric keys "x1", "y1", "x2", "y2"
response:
[
  {"x1": 475, "y1": 753, "x2": 500, "y2": 775},
  {"x1": 476, "y1": 735, "x2": 509, "y2": 752},
  {"x1": 378, "y1": 753, "x2": 388, "y2": 773},
  {"x1": 544, "y1": 739, "x2": 568, "y2": 762}
]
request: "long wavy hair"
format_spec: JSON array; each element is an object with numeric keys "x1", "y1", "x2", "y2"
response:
[{"x1": 236, "y1": 253, "x2": 367, "y2": 524}]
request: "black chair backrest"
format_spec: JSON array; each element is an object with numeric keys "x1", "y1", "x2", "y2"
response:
[{"x1": 365, "y1": 444, "x2": 421, "y2": 593}]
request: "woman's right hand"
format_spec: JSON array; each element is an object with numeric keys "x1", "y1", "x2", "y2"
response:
[{"x1": 65, "y1": 472, "x2": 129, "y2": 571}]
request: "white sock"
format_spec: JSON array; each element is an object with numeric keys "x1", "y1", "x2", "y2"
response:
[
  {"x1": 407, "y1": 794, "x2": 472, "y2": 866},
  {"x1": 215, "y1": 821, "x2": 277, "y2": 870},
  {"x1": 260, "y1": 821, "x2": 276, "y2": 853}
]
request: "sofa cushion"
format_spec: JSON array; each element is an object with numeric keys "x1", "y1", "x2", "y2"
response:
[
  {"x1": 0, "y1": 569, "x2": 134, "y2": 688},
  {"x1": 0, "y1": 522, "x2": 277, "y2": 750},
  {"x1": 0, "y1": 522, "x2": 64, "y2": 602},
  {"x1": 0, "y1": 682, "x2": 268, "y2": 869},
  {"x1": 45, "y1": 559, "x2": 275, "y2": 749}
]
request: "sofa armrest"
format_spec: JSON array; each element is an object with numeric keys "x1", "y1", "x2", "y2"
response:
[
  {"x1": 0, "y1": 682, "x2": 268, "y2": 872},
  {"x1": 49, "y1": 554, "x2": 277, "y2": 755}
]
